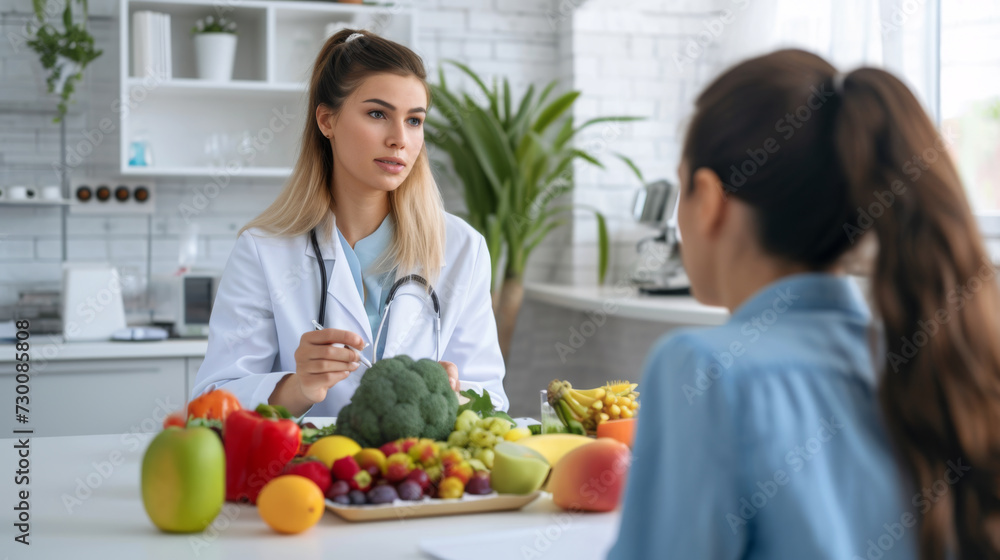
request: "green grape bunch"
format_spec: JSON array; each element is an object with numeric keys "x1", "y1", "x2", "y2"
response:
[{"x1": 444, "y1": 410, "x2": 512, "y2": 470}]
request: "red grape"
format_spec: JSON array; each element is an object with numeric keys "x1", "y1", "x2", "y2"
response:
[
  {"x1": 326, "y1": 480, "x2": 350, "y2": 499},
  {"x1": 406, "y1": 468, "x2": 431, "y2": 491},
  {"x1": 466, "y1": 472, "x2": 492, "y2": 495}
]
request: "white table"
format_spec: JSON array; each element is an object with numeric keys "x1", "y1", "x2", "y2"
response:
[{"x1": 1, "y1": 434, "x2": 621, "y2": 559}]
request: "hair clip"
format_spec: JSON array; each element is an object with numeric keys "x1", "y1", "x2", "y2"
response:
[{"x1": 345, "y1": 32, "x2": 364, "y2": 44}]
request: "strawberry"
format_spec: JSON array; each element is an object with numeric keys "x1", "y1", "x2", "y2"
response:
[{"x1": 281, "y1": 457, "x2": 332, "y2": 494}]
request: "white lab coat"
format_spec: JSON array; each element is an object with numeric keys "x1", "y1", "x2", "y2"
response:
[{"x1": 192, "y1": 212, "x2": 508, "y2": 417}]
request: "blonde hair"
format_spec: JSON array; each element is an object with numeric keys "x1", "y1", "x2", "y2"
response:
[{"x1": 239, "y1": 29, "x2": 445, "y2": 283}]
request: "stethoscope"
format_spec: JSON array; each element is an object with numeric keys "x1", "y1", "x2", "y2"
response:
[{"x1": 310, "y1": 228, "x2": 442, "y2": 362}]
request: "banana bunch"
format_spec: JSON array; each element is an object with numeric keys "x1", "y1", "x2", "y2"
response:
[{"x1": 547, "y1": 379, "x2": 640, "y2": 434}]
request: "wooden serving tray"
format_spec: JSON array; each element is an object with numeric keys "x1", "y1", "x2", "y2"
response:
[{"x1": 325, "y1": 491, "x2": 542, "y2": 522}]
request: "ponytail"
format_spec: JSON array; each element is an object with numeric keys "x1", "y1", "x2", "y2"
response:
[{"x1": 834, "y1": 68, "x2": 1000, "y2": 560}]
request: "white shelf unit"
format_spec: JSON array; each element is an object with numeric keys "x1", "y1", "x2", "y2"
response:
[{"x1": 118, "y1": 0, "x2": 416, "y2": 178}]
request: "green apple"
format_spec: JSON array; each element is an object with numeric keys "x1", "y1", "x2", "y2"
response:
[
  {"x1": 141, "y1": 426, "x2": 225, "y2": 533},
  {"x1": 490, "y1": 441, "x2": 551, "y2": 495}
]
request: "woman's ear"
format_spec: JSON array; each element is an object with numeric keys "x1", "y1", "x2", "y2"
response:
[
  {"x1": 315, "y1": 104, "x2": 334, "y2": 139},
  {"x1": 691, "y1": 167, "x2": 728, "y2": 239}
]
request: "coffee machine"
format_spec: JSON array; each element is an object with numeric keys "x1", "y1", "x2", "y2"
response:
[{"x1": 629, "y1": 180, "x2": 691, "y2": 294}]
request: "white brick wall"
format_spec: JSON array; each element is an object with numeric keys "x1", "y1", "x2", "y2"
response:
[
  {"x1": 0, "y1": 0, "x2": 720, "y2": 309},
  {"x1": 563, "y1": 0, "x2": 723, "y2": 286}
]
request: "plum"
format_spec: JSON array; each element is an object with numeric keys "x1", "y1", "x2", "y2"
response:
[
  {"x1": 348, "y1": 489, "x2": 367, "y2": 505},
  {"x1": 331, "y1": 494, "x2": 351, "y2": 505},
  {"x1": 397, "y1": 480, "x2": 423, "y2": 501},
  {"x1": 367, "y1": 485, "x2": 399, "y2": 504}
]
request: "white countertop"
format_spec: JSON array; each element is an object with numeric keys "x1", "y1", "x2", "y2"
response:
[
  {"x1": 0, "y1": 337, "x2": 208, "y2": 362},
  {"x1": 524, "y1": 282, "x2": 729, "y2": 326},
  {"x1": 0, "y1": 285, "x2": 725, "y2": 363},
  {"x1": 2, "y1": 433, "x2": 619, "y2": 559}
]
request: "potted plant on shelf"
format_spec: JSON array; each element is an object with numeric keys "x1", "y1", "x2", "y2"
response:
[
  {"x1": 426, "y1": 61, "x2": 645, "y2": 359},
  {"x1": 26, "y1": 0, "x2": 103, "y2": 122},
  {"x1": 192, "y1": 15, "x2": 238, "y2": 82}
]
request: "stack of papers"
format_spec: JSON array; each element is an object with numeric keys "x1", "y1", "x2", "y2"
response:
[{"x1": 132, "y1": 11, "x2": 172, "y2": 79}]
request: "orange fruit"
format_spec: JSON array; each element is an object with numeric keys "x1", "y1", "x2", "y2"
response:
[
  {"x1": 307, "y1": 435, "x2": 361, "y2": 468},
  {"x1": 596, "y1": 418, "x2": 636, "y2": 448},
  {"x1": 257, "y1": 475, "x2": 325, "y2": 534}
]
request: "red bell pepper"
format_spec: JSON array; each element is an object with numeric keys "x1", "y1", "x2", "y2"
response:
[{"x1": 224, "y1": 404, "x2": 301, "y2": 504}]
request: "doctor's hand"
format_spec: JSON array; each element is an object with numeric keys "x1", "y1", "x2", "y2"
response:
[
  {"x1": 439, "y1": 360, "x2": 460, "y2": 392},
  {"x1": 271, "y1": 328, "x2": 365, "y2": 416}
]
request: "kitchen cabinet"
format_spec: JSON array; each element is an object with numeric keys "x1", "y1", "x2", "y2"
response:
[
  {"x1": 0, "y1": 357, "x2": 186, "y2": 437},
  {"x1": 185, "y1": 355, "x2": 203, "y2": 399},
  {"x1": 0, "y1": 339, "x2": 206, "y2": 436},
  {"x1": 117, "y1": 0, "x2": 416, "y2": 177}
]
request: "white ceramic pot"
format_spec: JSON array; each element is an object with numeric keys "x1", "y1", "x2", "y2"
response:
[{"x1": 194, "y1": 32, "x2": 237, "y2": 82}]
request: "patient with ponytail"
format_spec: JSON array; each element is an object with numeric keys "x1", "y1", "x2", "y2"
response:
[{"x1": 610, "y1": 49, "x2": 1000, "y2": 560}]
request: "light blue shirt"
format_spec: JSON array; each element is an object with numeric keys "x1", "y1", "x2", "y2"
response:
[
  {"x1": 335, "y1": 214, "x2": 394, "y2": 360},
  {"x1": 609, "y1": 273, "x2": 917, "y2": 560}
]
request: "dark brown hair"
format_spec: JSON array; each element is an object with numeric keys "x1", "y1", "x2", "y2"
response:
[{"x1": 683, "y1": 49, "x2": 1000, "y2": 559}]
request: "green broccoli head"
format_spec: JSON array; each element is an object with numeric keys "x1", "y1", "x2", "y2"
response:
[{"x1": 334, "y1": 355, "x2": 459, "y2": 447}]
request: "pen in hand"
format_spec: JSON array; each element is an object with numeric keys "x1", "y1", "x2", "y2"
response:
[{"x1": 311, "y1": 320, "x2": 373, "y2": 368}]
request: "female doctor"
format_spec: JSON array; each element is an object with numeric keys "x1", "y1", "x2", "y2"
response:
[{"x1": 192, "y1": 29, "x2": 508, "y2": 418}]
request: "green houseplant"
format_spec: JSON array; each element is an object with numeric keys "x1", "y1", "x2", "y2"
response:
[
  {"x1": 26, "y1": 0, "x2": 103, "y2": 122},
  {"x1": 426, "y1": 61, "x2": 644, "y2": 358}
]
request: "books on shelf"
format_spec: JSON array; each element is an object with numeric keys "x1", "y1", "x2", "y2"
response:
[{"x1": 132, "y1": 11, "x2": 172, "y2": 80}]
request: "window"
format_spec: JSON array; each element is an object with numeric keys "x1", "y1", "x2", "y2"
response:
[{"x1": 940, "y1": 0, "x2": 1000, "y2": 214}]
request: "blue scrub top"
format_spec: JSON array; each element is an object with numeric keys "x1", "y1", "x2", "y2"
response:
[
  {"x1": 336, "y1": 214, "x2": 394, "y2": 360},
  {"x1": 609, "y1": 273, "x2": 917, "y2": 560}
]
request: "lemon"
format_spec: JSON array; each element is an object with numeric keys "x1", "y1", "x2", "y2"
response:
[
  {"x1": 257, "y1": 475, "x2": 325, "y2": 534},
  {"x1": 504, "y1": 427, "x2": 533, "y2": 442},
  {"x1": 307, "y1": 435, "x2": 361, "y2": 468}
]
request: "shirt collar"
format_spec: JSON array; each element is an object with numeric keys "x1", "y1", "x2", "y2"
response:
[
  {"x1": 307, "y1": 211, "x2": 446, "y2": 275},
  {"x1": 353, "y1": 214, "x2": 394, "y2": 266},
  {"x1": 728, "y1": 273, "x2": 871, "y2": 324}
]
